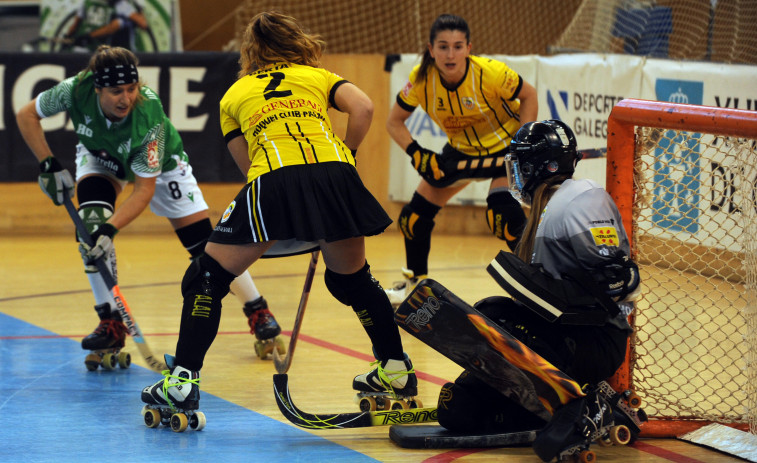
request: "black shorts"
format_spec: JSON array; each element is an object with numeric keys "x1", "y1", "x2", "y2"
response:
[{"x1": 209, "y1": 162, "x2": 392, "y2": 256}]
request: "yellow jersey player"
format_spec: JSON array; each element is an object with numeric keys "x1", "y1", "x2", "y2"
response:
[
  {"x1": 141, "y1": 12, "x2": 418, "y2": 428},
  {"x1": 385, "y1": 14, "x2": 538, "y2": 306}
]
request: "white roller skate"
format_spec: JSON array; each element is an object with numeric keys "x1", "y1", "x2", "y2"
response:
[
  {"x1": 353, "y1": 354, "x2": 422, "y2": 411},
  {"x1": 81, "y1": 303, "x2": 130, "y2": 371},
  {"x1": 140, "y1": 354, "x2": 205, "y2": 432},
  {"x1": 385, "y1": 269, "x2": 425, "y2": 308}
]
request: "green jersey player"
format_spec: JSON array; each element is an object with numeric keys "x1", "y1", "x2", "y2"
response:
[{"x1": 16, "y1": 45, "x2": 280, "y2": 366}]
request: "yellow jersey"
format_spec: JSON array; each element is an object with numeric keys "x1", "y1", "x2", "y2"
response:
[
  {"x1": 220, "y1": 62, "x2": 355, "y2": 183},
  {"x1": 397, "y1": 55, "x2": 524, "y2": 156}
]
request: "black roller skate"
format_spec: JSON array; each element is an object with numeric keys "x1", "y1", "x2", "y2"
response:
[
  {"x1": 81, "y1": 303, "x2": 130, "y2": 371},
  {"x1": 243, "y1": 297, "x2": 285, "y2": 359},
  {"x1": 596, "y1": 381, "x2": 647, "y2": 447},
  {"x1": 532, "y1": 385, "x2": 614, "y2": 462},
  {"x1": 141, "y1": 354, "x2": 205, "y2": 432},
  {"x1": 353, "y1": 354, "x2": 423, "y2": 411}
]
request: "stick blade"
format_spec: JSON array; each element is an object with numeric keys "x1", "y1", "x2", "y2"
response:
[
  {"x1": 272, "y1": 374, "x2": 438, "y2": 429},
  {"x1": 273, "y1": 374, "x2": 370, "y2": 429}
]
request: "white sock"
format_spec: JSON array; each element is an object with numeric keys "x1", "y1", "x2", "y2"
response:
[{"x1": 229, "y1": 271, "x2": 261, "y2": 304}]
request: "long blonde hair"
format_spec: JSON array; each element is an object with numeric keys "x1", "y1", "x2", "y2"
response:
[
  {"x1": 514, "y1": 175, "x2": 569, "y2": 262},
  {"x1": 237, "y1": 11, "x2": 325, "y2": 79}
]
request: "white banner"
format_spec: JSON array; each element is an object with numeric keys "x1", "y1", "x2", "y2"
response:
[{"x1": 388, "y1": 54, "x2": 757, "y2": 205}]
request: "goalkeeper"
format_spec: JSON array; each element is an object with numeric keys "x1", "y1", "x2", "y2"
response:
[
  {"x1": 436, "y1": 120, "x2": 640, "y2": 462},
  {"x1": 384, "y1": 13, "x2": 538, "y2": 307}
]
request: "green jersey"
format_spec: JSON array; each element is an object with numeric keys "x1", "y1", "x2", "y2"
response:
[{"x1": 36, "y1": 71, "x2": 185, "y2": 181}]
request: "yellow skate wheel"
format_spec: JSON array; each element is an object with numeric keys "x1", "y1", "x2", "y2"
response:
[
  {"x1": 117, "y1": 351, "x2": 131, "y2": 369},
  {"x1": 143, "y1": 408, "x2": 161, "y2": 428},
  {"x1": 358, "y1": 396, "x2": 377, "y2": 411},
  {"x1": 609, "y1": 425, "x2": 632, "y2": 445},
  {"x1": 84, "y1": 353, "x2": 100, "y2": 371},
  {"x1": 170, "y1": 413, "x2": 189, "y2": 432},
  {"x1": 101, "y1": 353, "x2": 117, "y2": 370},
  {"x1": 391, "y1": 400, "x2": 410, "y2": 410},
  {"x1": 578, "y1": 449, "x2": 596, "y2": 462},
  {"x1": 275, "y1": 337, "x2": 286, "y2": 355},
  {"x1": 254, "y1": 341, "x2": 271, "y2": 359},
  {"x1": 189, "y1": 411, "x2": 206, "y2": 431}
]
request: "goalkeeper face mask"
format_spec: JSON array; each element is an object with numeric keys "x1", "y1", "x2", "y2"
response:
[{"x1": 505, "y1": 153, "x2": 529, "y2": 205}]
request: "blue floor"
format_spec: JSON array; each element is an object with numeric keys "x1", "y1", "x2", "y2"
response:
[{"x1": 0, "y1": 313, "x2": 376, "y2": 463}]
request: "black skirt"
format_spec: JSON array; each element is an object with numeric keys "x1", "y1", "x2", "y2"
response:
[{"x1": 209, "y1": 162, "x2": 392, "y2": 256}]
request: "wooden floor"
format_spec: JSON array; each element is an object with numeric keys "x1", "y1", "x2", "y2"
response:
[{"x1": 0, "y1": 229, "x2": 747, "y2": 462}]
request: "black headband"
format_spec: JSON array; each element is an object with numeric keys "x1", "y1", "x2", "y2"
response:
[{"x1": 94, "y1": 64, "x2": 139, "y2": 88}]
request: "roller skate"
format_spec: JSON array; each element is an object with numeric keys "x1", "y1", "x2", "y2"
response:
[
  {"x1": 81, "y1": 303, "x2": 130, "y2": 371},
  {"x1": 353, "y1": 353, "x2": 422, "y2": 411},
  {"x1": 140, "y1": 354, "x2": 206, "y2": 432},
  {"x1": 385, "y1": 268, "x2": 426, "y2": 308},
  {"x1": 243, "y1": 297, "x2": 285, "y2": 359},
  {"x1": 595, "y1": 381, "x2": 647, "y2": 447},
  {"x1": 532, "y1": 385, "x2": 614, "y2": 462}
]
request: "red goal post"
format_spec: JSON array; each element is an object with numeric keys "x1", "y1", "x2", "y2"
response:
[{"x1": 606, "y1": 98, "x2": 757, "y2": 437}]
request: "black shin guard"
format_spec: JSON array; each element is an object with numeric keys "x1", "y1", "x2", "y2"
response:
[
  {"x1": 175, "y1": 254, "x2": 236, "y2": 370},
  {"x1": 324, "y1": 262, "x2": 404, "y2": 360},
  {"x1": 398, "y1": 192, "x2": 440, "y2": 276}
]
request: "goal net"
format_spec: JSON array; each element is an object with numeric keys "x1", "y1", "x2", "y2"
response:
[
  {"x1": 607, "y1": 98, "x2": 757, "y2": 437},
  {"x1": 551, "y1": 0, "x2": 757, "y2": 64}
]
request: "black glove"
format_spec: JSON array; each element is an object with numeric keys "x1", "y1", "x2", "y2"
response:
[
  {"x1": 597, "y1": 252, "x2": 641, "y2": 302},
  {"x1": 406, "y1": 140, "x2": 444, "y2": 181}
]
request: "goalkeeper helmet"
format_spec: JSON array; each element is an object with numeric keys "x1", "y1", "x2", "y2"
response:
[{"x1": 506, "y1": 119, "x2": 580, "y2": 205}]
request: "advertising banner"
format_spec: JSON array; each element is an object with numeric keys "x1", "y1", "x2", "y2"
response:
[
  {"x1": 388, "y1": 53, "x2": 756, "y2": 205},
  {"x1": 0, "y1": 52, "x2": 240, "y2": 182}
]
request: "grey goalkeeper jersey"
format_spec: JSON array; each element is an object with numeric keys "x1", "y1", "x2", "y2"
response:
[{"x1": 532, "y1": 178, "x2": 634, "y2": 329}]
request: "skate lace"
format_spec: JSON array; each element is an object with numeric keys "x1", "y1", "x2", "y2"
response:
[
  {"x1": 160, "y1": 370, "x2": 200, "y2": 411},
  {"x1": 94, "y1": 319, "x2": 125, "y2": 338},
  {"x1": 247, "y1": 309, "x2": 273, "y2": 333},
  {"x1": 377, "y1": 362, "x2": 415, "y2": 394}
]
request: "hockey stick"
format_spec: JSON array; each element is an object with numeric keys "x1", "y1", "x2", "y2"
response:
[
  {"x1": 272, "y1": 250, "x2": 319, "y2": 374},
  {"x1": 273, "y1": 373, "x2": 438, "y2": 429},
  {"x1": 62, "y1": 194, "x2": 167, "y2": 373}
]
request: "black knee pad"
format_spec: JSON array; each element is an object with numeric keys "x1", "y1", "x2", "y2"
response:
[
  {"x1": 76, "y1": 176, "x2": 117, "y2": 236},
  {"x1": 181, "y1": 254, "x2": 236, "y2": 299},
  {"x1": 77, "y1": 175, "x2": 117, "y2": 207},
  {"x1": 397, "y1": 193, "x2": 439, "y2": 241},
  {"x1": 486, "y1": 190, "x2": 526, "y2": 249},
  {"x1": 324, "y1": 267, "x2": 352, "y2": 306},
  {"x1": 175, "y1": 218, "x2": 212, "y2": 259},
  {"x1": 324, "y1": 262, "x2": 383, "y2": 307}
]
